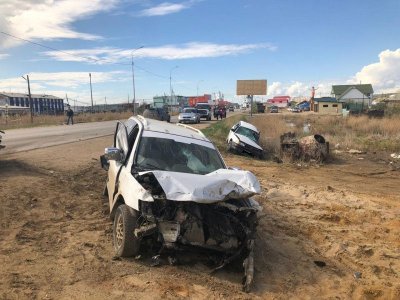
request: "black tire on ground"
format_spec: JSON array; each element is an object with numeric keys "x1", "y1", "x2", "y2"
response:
[
  {"x1": 113, "y1": 204, "x2": 140, "y2": 257},
  {"x1": 227, "y1": 140, "x2": 235, "y2": 153}
]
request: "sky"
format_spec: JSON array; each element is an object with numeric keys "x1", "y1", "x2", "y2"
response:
[{"x1": 0, "y1": 0, "x2": 400, "y2": 105}]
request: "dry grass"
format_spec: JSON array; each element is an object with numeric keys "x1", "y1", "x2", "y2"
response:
[
  {"x1": 249, "y1": 113, "x2": 400, "y2": 154},
  {"x1": 0, "y1": 111, "x2": 134, "y2": 129}
]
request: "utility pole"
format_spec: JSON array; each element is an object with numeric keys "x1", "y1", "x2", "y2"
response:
[
  {"x1": 22, "y1": 75, "x2": 33, "y2": 123},
  {"x1": 131, "y1": 46, "x2": 144, "y2": 115},
  {"x1": 104, "y1": 96, "x2": 107, "y2": 111},
  {"x1": 89, "y1": 73, "x2": 94, "y2": 113},
  {"x1": 170, "y1": 66, "x2": 178, "y2": 109}
]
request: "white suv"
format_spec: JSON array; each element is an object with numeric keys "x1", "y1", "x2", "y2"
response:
[{"x1": 100, "y1": 116, "x2": 261, "y2": 292}]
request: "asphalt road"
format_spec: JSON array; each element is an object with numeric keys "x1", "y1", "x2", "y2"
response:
[
  {"x1": 1, "y1": 110, "x2": 244, "y2": 154},
  {"x1": 1, "y1": 120, "x2": 117, "y2": 154}
]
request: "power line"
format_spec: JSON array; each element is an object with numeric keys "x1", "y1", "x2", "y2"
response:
[{"x1": 1, "y1": 31, "x2": 207, "y2": 95}]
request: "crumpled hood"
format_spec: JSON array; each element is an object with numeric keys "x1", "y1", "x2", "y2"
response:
[
  {"x1": 235, "y1": 133, "x2": 263, "y2": 151},
  {"x1": 138, "y1": 169, "x2": 261, "y2": 203}
]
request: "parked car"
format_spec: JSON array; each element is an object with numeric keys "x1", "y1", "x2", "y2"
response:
[
  {"x1": 178, "y1": 107, "x2": 200, "y2": 123},
  {"x1": 298, "y1": 102, "x2": 310, "y2": 111},
  {"x1": 195, "y1": 103, "x2": 212, "y2": 120},
  {"x1": 269, "y1": 105, "x2": 279, "y2": 113},
  {"x1": 197, "y1": 108, "x2": 211, "y2": 121},
  {"x1": 100, "y1": 116, "x2": 261, "y2": 292},
  {"x1": 143, "y1": 107, "x2": 171, "y2": 122},
  {"x1": 227, "y1": 121, "x2": 264, "y2": 159},
  {"x1": 291, "y1": 106, "x2": 300, "y2": 113},
  {"x1": 229, "y1": 106, "x2": 234, "y2": 112}
]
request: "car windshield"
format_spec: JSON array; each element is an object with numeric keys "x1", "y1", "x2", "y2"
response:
[
  {"x1": 198, "y1": 109, "x2": 207, "y2": 114},
  {"x1": 235, "y1": 126, "x2": 260, "y2": 143},
  {"x1": 135, "y1": 136, "x2": 225, "y2": 174},
  {"x1": 183, "y1": 108, "x2": 196, "y2": 113}
]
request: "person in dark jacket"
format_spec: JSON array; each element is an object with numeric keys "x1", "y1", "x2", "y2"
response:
[{"x1": 66, "y1": 106, "x2": 74, "y2": 125}]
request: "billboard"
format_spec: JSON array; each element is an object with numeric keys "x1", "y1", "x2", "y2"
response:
[{"x1": 236, "y1": 80, "x2": 267, "y2": 95}]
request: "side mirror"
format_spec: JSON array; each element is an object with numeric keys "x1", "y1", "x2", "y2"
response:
[{"x1": 104, "y1": 147, "x2": 125, "y2": 162}]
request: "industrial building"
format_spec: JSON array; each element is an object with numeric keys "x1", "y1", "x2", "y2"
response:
[{"x1": 0, "y1": 92, "x2": 64, "y2": 115}]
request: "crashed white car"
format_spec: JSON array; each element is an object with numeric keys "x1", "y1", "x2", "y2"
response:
[
  {"x1": 100, "y1": 116, "x2": 261, "y2": 292},
  {"x1": 227, "y1": 121, "x2": 264, "y2": 159}
]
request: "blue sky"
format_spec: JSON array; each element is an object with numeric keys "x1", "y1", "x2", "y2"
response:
[{"x1": 1, "y1": 0, "x2": 400, "y2": 105}]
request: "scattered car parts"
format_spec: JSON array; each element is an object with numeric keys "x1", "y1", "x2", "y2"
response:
[
  {"x1": 100, "y1": 116, "x2": 262, "y2": 292},
  {"x1": 280, "y1": 132, "x2": 329, "y2": 162}
]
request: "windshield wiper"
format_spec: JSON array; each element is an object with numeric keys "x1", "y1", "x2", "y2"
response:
[{"x1": 135, "y1": 162, "x2": 163, "y2": 171}]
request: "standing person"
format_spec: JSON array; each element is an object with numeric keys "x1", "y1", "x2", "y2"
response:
[{"x1": 66, "y1": 105, "x2": 74, "y2": 125}]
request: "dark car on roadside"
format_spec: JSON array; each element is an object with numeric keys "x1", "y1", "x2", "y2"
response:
[
  {"x1": 143, "y1": 107, "x2": 171, "y2": 122},
  {"x1": 270, "y1": 105, "x2": 279, "y2": 113},
  {"x1": 229, "y1": 106, "x2": 234, "y2": 112}
]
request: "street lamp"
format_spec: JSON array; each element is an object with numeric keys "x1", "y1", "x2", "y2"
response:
[
  {"x1": 131, "y1": 46, "x2": 144, "y2": 115},
  {"x1": 21, "y1": 75, "x2": 33, "y2": 123},
  {"x1": 169, "y1": 66, "x2": 179, "y2": 108}
]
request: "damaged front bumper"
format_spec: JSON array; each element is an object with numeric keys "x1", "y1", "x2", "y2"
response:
[{"x1": 133, "y1": 170, "x2": 262, "y2": 292}]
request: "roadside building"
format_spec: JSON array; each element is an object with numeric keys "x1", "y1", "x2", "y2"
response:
[
  {"x1": 188, "y1": 94, "x2": 212, "y2": 107},
  {"x1": 331, "y1": 84, "x2": 373, "y2": 112},
  {"x1": 266, "y1": 96, "x2": 290, "y2": 108},
  {"x1": 0, "y1": 92, "x2": 64, "y2": 115},
  {"x1": 153, "y1": 95, "x2": 188, "y2": 111},
  {"x1": 314, "y1": 97, "x2": 342, "y2": 114}
]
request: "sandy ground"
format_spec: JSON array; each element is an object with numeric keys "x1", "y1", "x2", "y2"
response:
[{"x1": 0, "y1": 132, "x2": 399, "y2": 299}]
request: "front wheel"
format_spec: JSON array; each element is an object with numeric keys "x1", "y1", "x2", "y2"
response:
[{"x1": 113, "y1": 204, "x2": 140, "y2": 257}]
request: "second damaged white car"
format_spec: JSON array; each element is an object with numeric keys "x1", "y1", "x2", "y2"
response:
[{"x1": 100, "y1": 116, "x2": 261, "y2": 292}]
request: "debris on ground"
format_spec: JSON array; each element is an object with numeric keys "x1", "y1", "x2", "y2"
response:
[
  {"x1": 348, "y1": 149, "x2": 366, "y2": 154},
  {"x1": 280, "y1": 132, "x2": 329, "y2": 162}
]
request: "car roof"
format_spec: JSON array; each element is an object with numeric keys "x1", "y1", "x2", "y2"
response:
[
  {"x1": 134, "y1": 116, "x2": 210, "y2": 141},
  {"x1": 238, "y1": 121, "x2": 260, "y2": 133}
]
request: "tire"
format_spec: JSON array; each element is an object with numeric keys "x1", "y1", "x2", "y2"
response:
[
  {"x1": 113, "y1": 204, "x2": 140, "y2": 257},
  {"x1": 227, "y1": 140, "x2": 235, "y2": 153}
]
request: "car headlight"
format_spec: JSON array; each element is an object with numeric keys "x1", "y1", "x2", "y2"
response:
[{"x1": 239, "y1": 142, "x2": 245, "y2": 147}]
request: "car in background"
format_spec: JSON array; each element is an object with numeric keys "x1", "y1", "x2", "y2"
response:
[
  {"x1": 226, "y1": 121, "x2": 264, "y2": 159},
  {"x1": 229, "y1": 106, "x2": 234, "y2": 112},
  {"x1": 291, "y1": 106, "x2": 301, "y2": 113},
  {"x1": 143, "y1": 107, "x2": 171, "y2": 122},
  {"x1": 298, "y1": 102, "x2": 310, "y2": 111},
  {"x1": 178, "y1": 107, "x2": 200, "y2": 123},
  {"x1": 195, "y1": 103, "x2": 212, "y2": 120},
  {"x1": 269, "y1": 105, "x2": 279, "y2": 113},
  {"x1": 197, "y1": 108, "x2": 211, "y2": 121},
  {"x1": 100, "y1": 116, "x2": 261, "y2": 292}
]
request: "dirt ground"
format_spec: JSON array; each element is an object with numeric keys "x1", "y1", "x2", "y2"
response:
[{"x1": 0, "y1": 133, "x2": 399, "y2": 299}]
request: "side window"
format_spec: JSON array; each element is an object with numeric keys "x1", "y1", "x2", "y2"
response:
[{"x1": 114, "y1": 122, "x2": 129, "y2": 159}]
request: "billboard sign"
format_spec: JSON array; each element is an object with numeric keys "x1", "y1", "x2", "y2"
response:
[{"x1": 236, "y1": 80, "x2": 267, "y2": 95}]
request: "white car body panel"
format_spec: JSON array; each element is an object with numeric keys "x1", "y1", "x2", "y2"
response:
[{"x1": 234, "y1": 133, "x2": 263, "y2": 151}]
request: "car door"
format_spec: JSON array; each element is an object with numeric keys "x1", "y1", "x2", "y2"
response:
[{"x1": 107, "y1": 121, "x2": 129, "y2": 209}]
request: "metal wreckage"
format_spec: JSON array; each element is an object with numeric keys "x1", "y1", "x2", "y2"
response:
[{"x1": 102, "y1": 117, "x2": 262, "y2": 292}]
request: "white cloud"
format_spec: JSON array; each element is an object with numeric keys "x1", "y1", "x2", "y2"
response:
[
  {"x1": 0, "y1": 0, "x2": 119, "y2": 48},
  {"x1": 43, "y1": 42, "x2": 276, "y2": 63},
  {"x1": 0, "y1": 53, "x2": 9, "y2": 60},
  {"x1": 0, "y1": 71, "x2": 127, "y2": 97},
  {"x1": 266, "y1": 81, "x2": 331, "y2": 98},
  {"x1": 139, "y1": 2, "x2": 189, "y2": 16},
  {"x1": 349, "y1": 48, "x2": 400, "y2": 93}
]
